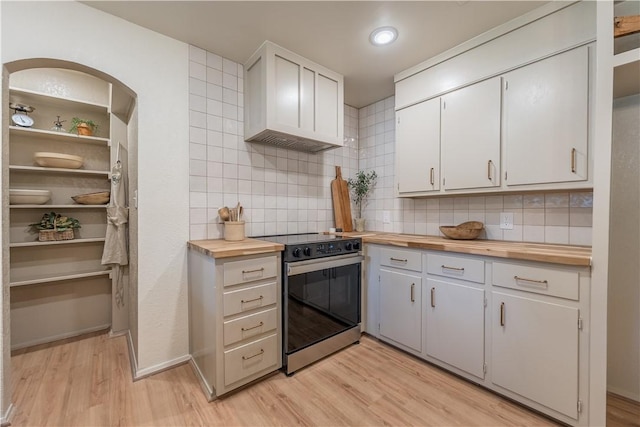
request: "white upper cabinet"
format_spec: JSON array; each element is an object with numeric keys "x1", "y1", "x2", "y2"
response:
[
  {"x1": 441, "y1": 77, "x2": 501, "y2": 191},
  {"x1": 245, "y1": 41, "x2": 344, "y2": 153},
  {"x1": 396, "y1": 98, "x2": 440, "y2": 194},
  {"x1": 503, "y1": 47, "x2": 589, "y2": 186}
]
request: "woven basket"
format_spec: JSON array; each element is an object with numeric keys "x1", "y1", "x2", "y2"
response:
[{"x1": 38, "y1": 228, "x2": 74, "y2": 242}]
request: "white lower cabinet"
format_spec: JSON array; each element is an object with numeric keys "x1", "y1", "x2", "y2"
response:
[
  {"x1": 425, "y1": 279, "x2": 485, "y2": 379},
  {"x1": 365, "y1": 244, "x2": 590, "y2": 426},
  {"x1": 188, "y1": 248, "x2": 282, "y2": 399},
  {"x1": 379, "y1": 269, "x2": 422, "y2": 353},
  {"x1": 491, "y1": 292, "x2": 579, "y2": 419}
]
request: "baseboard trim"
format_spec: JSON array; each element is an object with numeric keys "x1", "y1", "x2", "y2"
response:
[
  {"x1": 11, "y1": 324, "x2": 111, "y2": 351},
  {"x1": 133, "y1": 354, "x2": 191, "y2": 381},
  {"x1": 125, "y1": 330, "x2": 139, "y2": 381},
  {"x1": 1, "y1": 403, "x2": 14, "y2": 427},
  {"x1": 607, "y1": 385, "x2": 640, "y2": 403},
  {"x1": 189, "y1": 358, "x2": 215, "y2": 401}
]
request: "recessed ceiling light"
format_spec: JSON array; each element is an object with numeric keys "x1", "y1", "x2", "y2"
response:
[{"x1": 369, "y1": 26, "x2": 398, "y2": 46}]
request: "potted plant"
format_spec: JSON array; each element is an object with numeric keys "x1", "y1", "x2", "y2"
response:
[
  {"x1": 30, "y1": 211, "x2": 81, "y2": 241},
  {"x1": 68, "y1": 117, "x2": 98, "y2": 136},
  {"x1": 347, "y1": 170, "x2": 377, "y2": 232}
]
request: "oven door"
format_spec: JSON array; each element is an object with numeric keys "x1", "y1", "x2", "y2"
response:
[{"x1": 284, "y1": 253, "x2": 363, "y2": 355}]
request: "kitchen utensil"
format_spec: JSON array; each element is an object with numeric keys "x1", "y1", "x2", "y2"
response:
[
  {"x1": 238, "y1": 204, "x2": 243, "y2": 221},
  {"x1": 9, "y1": 189, "x2": 51, "y2": 205},
  {"x1": 439, "y1": 221, "x2": 484, "y2": 240},
  {"x1": 331, "y1": 166, "x2": 353, "y2": 232},
  {"x1": 34, "y1": 152, "x2": 84, "y2": 169},
  {"x1": 72, "y1": 191, "x2": 110, "y2": 205},
  {"x1": 218, "y1": 206, "x2": 230, "y2": 221}
]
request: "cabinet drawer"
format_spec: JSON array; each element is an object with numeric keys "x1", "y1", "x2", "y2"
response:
[
  {"x1": 224, "y1": 333, "x2": 278, "y2": 386},
  {"x1": 380, "y1": 248, "x2": 422, "y2": 272},
  {"x1": 223, "y1": 307, "x2": 278, "y2": 346},
  {"x1": 223, "y1": 282, "x2": 278, "y2": 317},
  {"x1": 427, "y1": 253, "x2": 485, "y2": 284},
  {"x1": 224, "y1": 256, "x2": 277, "y2": 287},
  {"x1": 492, "y1": 262, "x2": 579, "y2": 301}
]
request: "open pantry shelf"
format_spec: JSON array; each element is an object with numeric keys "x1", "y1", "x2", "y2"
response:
[
  {"x1": 9, "y1": 237, "x2": 106, "y2": 248},
  {"x1": 9, "y1": 165, "x2": 110, "y2": 177},
  {"x1": 10, "y1": 269, "x2": 111, "y2": 288},
  {"x1": 10, "y1": 204, "x2": 109, "y2": 209},
  {"x1": 9, "y1": 87, "x2": 109, "y2": 114},
  {"x1": 9, "y1": 126, "x2": 110, "y2": 145}
]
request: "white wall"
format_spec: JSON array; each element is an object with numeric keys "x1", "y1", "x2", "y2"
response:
[
  {"x1": 1, "y1": 0, "x2": 190, "y2": 387},
  {"x1": 608, "y1": 94, "x2": 640, "y2": 401}
]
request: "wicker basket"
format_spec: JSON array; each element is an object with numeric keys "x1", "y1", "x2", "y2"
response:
[{"x1": 38, "y1": 228, "x2": 74, "y2": 242}]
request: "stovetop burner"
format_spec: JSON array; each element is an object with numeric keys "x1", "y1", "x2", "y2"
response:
[{"x1": 254, "y1": 233, "x2": 361, "y2": 262}]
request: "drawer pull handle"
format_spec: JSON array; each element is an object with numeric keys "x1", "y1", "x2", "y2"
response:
[
  {"x1": 431, "y1": 287, "x2": 435, "y2": 308},
  {"x1": 430, "y1": 167, "x2": 435, "y2": 186},
  {"x1": 410, "y1": 283, "x2": 415, "y2": 302},
  {"x1": 241, "y1": 321, "x2": 264, "y2": 332},
  {"x1": 441, "y1": 265, "x2": 464, "y2": 272},
  {"x1": 514, "y1": 275, "x2": 548, "y2": 285},
  {"x1": 241, "y1": 295, "x2": 264, "y2": 304},
  {"x1": 242, "y1": 349, "x2": 264, "y2": 361},
  {"x1": 242, "y1": 267, "x2": 265, "y2": 275},
  {"x1": 390, "y1": 257, "x2": 408, "y2": 263},
  {"x1": 571, "y1": 148, "x2": 577, "y2": 173},
  {"x1": 500, "y1": 302, "x2": 505, "y2": 326}
]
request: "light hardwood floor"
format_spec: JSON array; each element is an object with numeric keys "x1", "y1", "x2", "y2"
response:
[{"x1": 8, "y1": 331, "x2": 636, "y2": 426}]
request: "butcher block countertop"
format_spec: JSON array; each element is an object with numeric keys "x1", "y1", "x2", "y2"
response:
[
  {"x1": 338, "y1": 232, "x2": 592, "y2": 267},
  {"x1": 188, "y1": 238, "x2": 284, "y2": 259}
]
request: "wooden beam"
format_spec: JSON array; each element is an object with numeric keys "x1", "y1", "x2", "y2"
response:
[{"x1": 614, "y1": 15, "x2": 640, "y2": 38}]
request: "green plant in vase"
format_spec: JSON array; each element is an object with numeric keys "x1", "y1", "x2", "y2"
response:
[
  {"x1": 68, "y1": 117, "x2": 98, "y2": 136},
  {"x1": 347, "y1": 170, "x2": 377, "y2": 232}
]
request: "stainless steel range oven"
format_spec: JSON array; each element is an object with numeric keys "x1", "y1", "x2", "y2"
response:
[{"x1": 258, "y1": 234, "x2": 362, "y2": 375}]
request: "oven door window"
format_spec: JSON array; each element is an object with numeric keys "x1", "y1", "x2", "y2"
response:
[{"x1": 286, "y1": 263, "x2": 361, "y2": 354}]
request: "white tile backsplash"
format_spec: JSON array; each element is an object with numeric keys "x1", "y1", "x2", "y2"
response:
[{"x1": 188, "y1": 47, "x2": 592, "y2": 245}]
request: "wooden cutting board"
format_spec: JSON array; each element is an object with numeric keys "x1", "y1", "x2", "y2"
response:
[{"x1": 331, "y1": 166, "x2": 353, "y2": 232}]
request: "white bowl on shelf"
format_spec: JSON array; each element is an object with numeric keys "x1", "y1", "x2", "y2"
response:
[
  {"x1": 9, "y1": 189, "x2": 51, "y2": 205},
  {"x1": 34, "y1": 152, "x2": 84, "y2": 169}
]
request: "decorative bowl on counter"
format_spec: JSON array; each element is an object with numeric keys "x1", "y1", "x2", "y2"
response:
[
  {"x1": 440, "y1": 221, "x2": 484, "y2": 240},
  {"x1": 34, "y1": 152, "x2": 84, "y2": 169},
  {"x1": 72, "y1": 191, "x2": 110, "y2": 205},
  {"x1": 9, "y1": 189, "x2": 51, "y2": 205}
]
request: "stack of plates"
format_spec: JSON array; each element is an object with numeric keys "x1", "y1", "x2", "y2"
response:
[
  {"x1": 34, "y1": 152, "x2": 84, "y2": 169},
  {"x1": 9, "y1": 189, "x2": 51, "y2": 205}
]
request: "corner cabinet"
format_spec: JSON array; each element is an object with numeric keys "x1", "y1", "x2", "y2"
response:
[
  {"x1": 244, "y1": 41, "x2": 344, "y2": 152},
  {"x1": 188, "y1": 248, "x2": 282, "y2": 399},
  {"x1": 7, "y1": 69, "x2": 118, "y2": 350}
]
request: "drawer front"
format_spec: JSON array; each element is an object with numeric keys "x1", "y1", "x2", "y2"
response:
[
  {"x1": 224, "y1": 282, "x2": 278, "y2": 317},
  {"x1": 224, "y1": 333, "x2": 278, "y2": 386},
  {"x1": 223, "y1": 307, "x2": 278, "y2": 346},
  {"x1": 380, "y1": 248, "x2": 422, "y2": 272},
  {"x1": 427, "y1": 253, "x2": 485, "y2": 284},
  {"x1": 492, "y1": 262, "x2": 579, "y2": 300},
  {"x1": 224, "y1": 256, "x2": 278, "y2": 287}
]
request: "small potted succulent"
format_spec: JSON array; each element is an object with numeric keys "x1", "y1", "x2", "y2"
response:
[
  {"x1": 30, "y1": 211, "x2": 81, "y2": 241},
  {"x1": 68, "y1": 117, "x2": 98, "y2": 136},
  {"x1": 347, "y1": 170, "x2": 378, "y2": 232}
]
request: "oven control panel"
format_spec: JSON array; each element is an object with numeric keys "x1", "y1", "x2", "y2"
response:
[{"x1": 284, "y1": 238, "x2": 361, "y2": 262}]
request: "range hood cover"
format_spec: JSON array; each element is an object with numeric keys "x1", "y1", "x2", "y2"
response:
[{"x1": 246, "y1": 129, "x2": 339, "y2": 154}]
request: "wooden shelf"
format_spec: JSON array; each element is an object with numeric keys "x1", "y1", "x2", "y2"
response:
[
  {"x1": 10, "y1": 269, "x2": 111, "y2": 288},
  {"x1": 9, "y1": 237, "x2": 106, "y2": 248},
  {"x1": 9, "y1": 165, "x2": 110, "y2": 177},
  {"x1": 10, "y1": 204, "x2": 109, "y2": 209},
  {"x1": 9, "y1": 126, "x2": 110, "y2": 145},
  {"x1": 9, "y1": 87, "x2": 109, "y2": 114}
]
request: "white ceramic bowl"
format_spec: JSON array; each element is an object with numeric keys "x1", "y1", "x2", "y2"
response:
[
  {"x1": 34, "y1": 152, "x2": 84, "y2": 169},
  {"x1": 9, "y1": 189, "x2": 51, "y2": 205}
]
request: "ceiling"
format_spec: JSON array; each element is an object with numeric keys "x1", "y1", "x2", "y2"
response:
[{"x1": 84, "y1": 1, "x2": 548, "y2": 108}]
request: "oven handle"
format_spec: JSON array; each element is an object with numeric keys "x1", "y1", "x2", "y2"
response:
[{"x1": 286, "y1": 254, "x2": 364, "y2": 276}]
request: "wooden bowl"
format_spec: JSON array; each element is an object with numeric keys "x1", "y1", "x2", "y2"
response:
[
  {"x1": 439, "y1": 221, "x2": 484, "y2": 240},
  {"x1": 72, "y1": 191, "x2": 110, "y2": 205},
  {"x1": 34, "y1": 152, "x2": 84, "y2": 169}
]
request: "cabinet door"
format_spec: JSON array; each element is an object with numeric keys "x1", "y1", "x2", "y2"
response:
[
  {"x1": 379, "y1": 269, "x2": 422, "y2": 352},
  {"x1": 492, "y1": 292, "x2": 579, "y2": 419},
  {"x1": 396, "y1": 98, "x2": 440, "y2": 194},
  {"x1": 426, "y1": 279, "x2": 485, "y2": 378},
  {"x1": 503, "y1": 47, "x2": 588, "y2": 186},
  {"x1": 441, "y1": 77, "x2": 501, "y2": 190}
]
